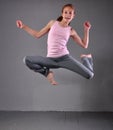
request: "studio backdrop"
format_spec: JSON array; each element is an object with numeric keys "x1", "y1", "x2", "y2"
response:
[{"x1": 0, "y1": 0, "x2": 113, "y2": 111}]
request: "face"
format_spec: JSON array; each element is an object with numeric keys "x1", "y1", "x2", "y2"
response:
[{"x1": 62, "y1": 7, "x2": 75, "y2": 23}]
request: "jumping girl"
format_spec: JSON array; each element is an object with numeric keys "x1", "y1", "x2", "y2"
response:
[{"x1": 16, "y1": 4, "x2": 94, "y2": 85}]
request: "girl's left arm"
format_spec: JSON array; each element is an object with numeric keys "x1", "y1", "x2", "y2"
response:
[{"x1": 71, "y1": 21, "x2": 91, "y2": 49}]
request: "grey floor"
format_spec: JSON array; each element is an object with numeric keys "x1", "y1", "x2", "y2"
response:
[{"x1": 0, "y1": 111, "x2": 113, "y2": 130}]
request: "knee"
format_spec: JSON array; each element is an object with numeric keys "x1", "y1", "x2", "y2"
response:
[
  {"x1": 87, "y1": 72, "x2": 94, "y2": 79},
  {"x1": 23, "y1": 56, "x2": 34, "y2": 71},
  {"x1": 23, "y1": 56, "x2": 31, "y2": 64},
  {"x1": 23, "y1": 56, "x2": 27, "y2": 64}
]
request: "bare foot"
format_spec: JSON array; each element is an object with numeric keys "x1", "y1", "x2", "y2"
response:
[
  {"x1": 80, "y1": 54, "x2": 92, "y2": 58},
  {"x1": 47, "y1": 71, "x2": 58, "y2": 85}
]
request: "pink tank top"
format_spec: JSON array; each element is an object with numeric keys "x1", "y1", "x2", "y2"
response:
[{"x1": 47, "y1": 21, "x2": 71, "y2": 57}]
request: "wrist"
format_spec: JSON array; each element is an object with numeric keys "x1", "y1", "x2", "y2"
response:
[{"x1": 22, "y1": 24, "x2": 26, "y2": 29}]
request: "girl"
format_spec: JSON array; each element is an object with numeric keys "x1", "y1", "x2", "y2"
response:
[{"x1": 16, "y1": 4, "x2": 94, "y2": 85}]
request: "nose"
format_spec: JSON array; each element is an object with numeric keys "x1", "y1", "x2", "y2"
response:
[{"x1": 66, "y1": 13, "x2": 71, "y2": 18}]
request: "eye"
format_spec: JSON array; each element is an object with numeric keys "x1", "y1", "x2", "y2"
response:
[
  {"x1": 64, "y1": 11, "x2": 67, "y2": 14},
  {"x1": 69, "y1": 12, "x2": 72, "y2": 14}
]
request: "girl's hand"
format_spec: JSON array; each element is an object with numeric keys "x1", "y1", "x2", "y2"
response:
[
  {"x1": 84, "y1": 21, "x2": 91, "y2": 29},
  {"x1": 16, "y1": 20, "x2": 24, "y2": 29}
]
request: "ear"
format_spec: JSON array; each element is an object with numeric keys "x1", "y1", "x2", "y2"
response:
[
  {"x1": 73, "y1": 13, "x2": 75, "y2": 19},
  {"x1": 61, "y1": 12, "x2": 63, "y2": 17}
]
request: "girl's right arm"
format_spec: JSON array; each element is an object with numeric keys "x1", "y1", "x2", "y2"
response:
[{"x1": 16, "y1": 20, "x2": 55, "y2": 38}]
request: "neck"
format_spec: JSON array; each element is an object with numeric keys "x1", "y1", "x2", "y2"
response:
[{"x1": 59, "y1": 20, "x2": 69, "y2": 27}]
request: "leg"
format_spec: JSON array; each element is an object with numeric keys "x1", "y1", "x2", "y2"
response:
[
  {"x1": 23, "y1": 56, "x2": 59, "y2": 85},
  {"x1": 24, "y1": 56, "x2": 48, "y2": 76},
  {"x1": 58, "y1": 54, "x2": 94, "y2": 79},
  {"x1": 80, "y1": 54, "x2": 93, "y2": 72}
]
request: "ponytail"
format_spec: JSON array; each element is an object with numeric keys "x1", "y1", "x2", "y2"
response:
[
  {"x1": 56, "y1": 15, "x2": 71, "y2": 25},
  {"x1": 57, "y1": 16, "x2": 63, "y2": 21}
]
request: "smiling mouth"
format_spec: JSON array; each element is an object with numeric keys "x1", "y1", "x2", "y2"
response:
[{"x1": 65, "y1": 17, "x2": 71, "y2": 20}]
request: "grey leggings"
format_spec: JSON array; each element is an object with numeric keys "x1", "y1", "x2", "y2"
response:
[{"x1": 24, "y1": 54, "x2": 94, "y2": 79}]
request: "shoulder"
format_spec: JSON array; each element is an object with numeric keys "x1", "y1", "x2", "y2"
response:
[
  {"x1": 49, "y1": 20, "x2": 56, "y2": 24},
  {"x1": 47, "y1": 20, "x2": 56, "y2": 28},
  {"x1": 70, "y1": 28, "x2": 77, "y2": 37}
]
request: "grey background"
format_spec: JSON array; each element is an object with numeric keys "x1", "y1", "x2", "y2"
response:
[{"x1": 0, "y1": 0, "x2": 113, "y2": 111}]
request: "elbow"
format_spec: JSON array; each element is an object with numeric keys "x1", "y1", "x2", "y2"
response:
[
  {"x1": 81, "y1": 40, "x2": 88, "y2": 49},
  {"x1": 83, "y1": 42, "x2": 88, "y2": 49},
  {"x1": 34, "y1": 35, "x2": 40, "y2": 39},
  {"x1": 84, "y1": 45, "x2": 88, "y2": 49},
  {"x1": 30, "y1": 31, "x2": 41, "y2": 39},
  {"x1": 82, "y1": 45, "x2": 88, "y2": 49},
  {"x1": 33, "y1": 33, "x2": 40, "y2": 39}
]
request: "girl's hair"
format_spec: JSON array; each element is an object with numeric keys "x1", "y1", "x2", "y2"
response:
[{"x1": 57, "y1": 4, "x2": 75, "y2": 22}]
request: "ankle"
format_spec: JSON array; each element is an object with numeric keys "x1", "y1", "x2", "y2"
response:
[
  {"x1": 80, "y1": 54, "x2": 92, "y2": 58},
  {"x1": 47, "y1": 71, "x2": 58, "y2": 85}
]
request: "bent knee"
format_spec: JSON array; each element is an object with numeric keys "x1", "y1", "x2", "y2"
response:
[
  {"x1": 87, "y1": 72, "x2": 94, "y2": 79},
  {"x1": 23, "y1": 56, "x2": 27, "y2": 64},
  {"x1": 23, "y1": 56, "x2": 32, "y2": 64}
]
